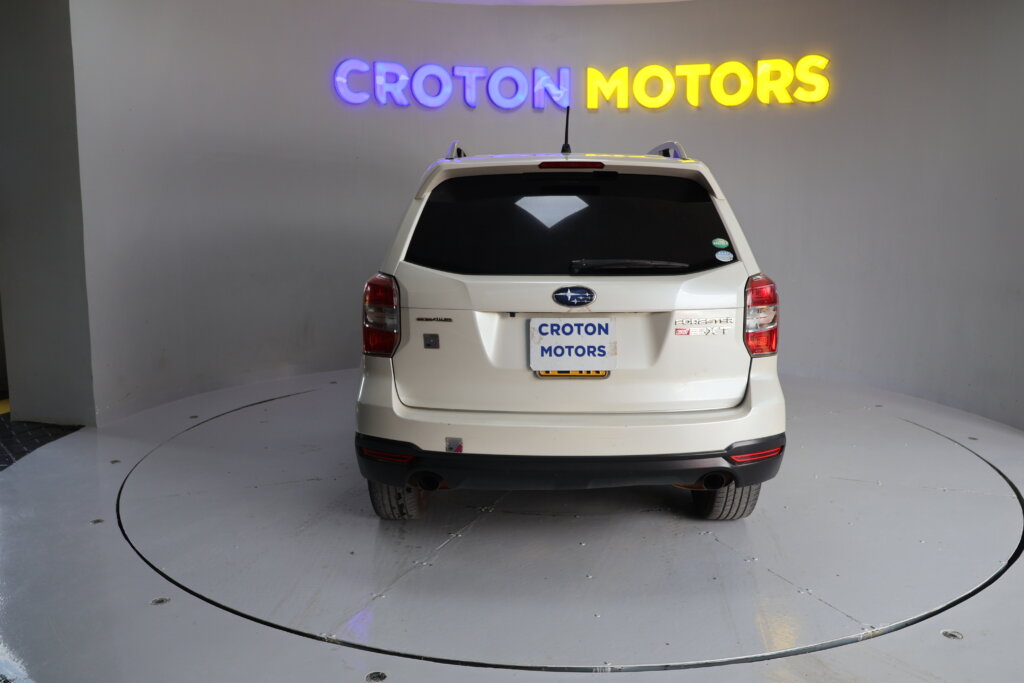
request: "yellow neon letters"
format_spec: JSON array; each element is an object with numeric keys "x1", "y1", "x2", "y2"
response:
[
  {"x1": 587, "y1": 55, "x2": 830, "y2": 110},
  {"x1": 632, "y1": 65, "x2": 675, "y2": 109},
  {"x1": 586, "y1": 66, "x2": 629, "y2": 109},
  {"x1": 793, "y1": 54, "x2": 830, "y2": 103},
  {"x1": 756, "y1": 59, "x2": 795, "y2": 104},
  {"x1": 674, "y1": 64, "x2": 711, "y2": 107},
  {"x1": 709, "y1": 61, "x2": 755, "y2": 107}
]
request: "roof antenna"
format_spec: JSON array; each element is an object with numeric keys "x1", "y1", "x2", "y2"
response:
[{"x1": 560, "y1": 106, "x2": 572, "y2": 154}]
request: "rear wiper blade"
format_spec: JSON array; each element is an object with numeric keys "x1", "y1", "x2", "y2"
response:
[{"x1": 569, "y1": 258, "x2": 691, "y2": 274}]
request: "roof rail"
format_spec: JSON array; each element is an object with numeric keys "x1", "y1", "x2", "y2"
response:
[
  {"x1": 445, "y1": 140, "x2": 468, "y2": 160},
  {"x1": 647, "y1": 141, "x2": 688, "y2": 160}
]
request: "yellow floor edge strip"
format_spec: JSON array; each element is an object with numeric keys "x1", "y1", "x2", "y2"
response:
[{"x1": 0, "y1": 399, "x2": 10, "y2": 416}]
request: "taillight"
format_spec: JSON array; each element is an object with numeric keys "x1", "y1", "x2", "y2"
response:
[
  {"x1": 745, "y1": 274, "x2": 778, "y2": 356},
  {"x1": 537, "y1": 161, "x2": 605, "y2": 169},
  {"x1": 363, "y1": 273, "x2": 400, "y2": 356}
]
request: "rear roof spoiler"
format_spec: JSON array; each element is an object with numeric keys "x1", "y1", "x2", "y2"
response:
[{"x1": 444, "y1": 140, "x2": 686, "y2": 160}]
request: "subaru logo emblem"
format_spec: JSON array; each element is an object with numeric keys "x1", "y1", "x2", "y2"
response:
[{"x1": 552, "y1": 286, "x2": 595, "y2": 307}]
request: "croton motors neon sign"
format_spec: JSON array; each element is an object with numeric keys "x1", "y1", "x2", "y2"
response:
[{"x1": 334, "y1": 56, "x2": 830, "y2": 111}]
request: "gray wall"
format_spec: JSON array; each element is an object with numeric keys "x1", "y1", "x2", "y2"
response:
[
  {"x1": 0, "y1": 0, "x2": 94, "y2": 424},
  {"x1": 9, "y1": 0, "x2": 1020, "y2": 427}
]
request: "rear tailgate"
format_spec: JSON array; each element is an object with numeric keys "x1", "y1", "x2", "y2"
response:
[
  {"x1": 392, "y1": 262, "x2": 750, "y2": 413},
  {"x1": 389, "y1": 167, "x2": 752, "y2": 414}
]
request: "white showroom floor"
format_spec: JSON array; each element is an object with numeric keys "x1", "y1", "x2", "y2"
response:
[{"x1": 1, "y1": 369, "x2": 1022, "y2": 682}]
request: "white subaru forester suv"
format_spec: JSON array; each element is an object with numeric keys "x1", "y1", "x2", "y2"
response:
[{"x1": 356, "y1": 141, "x2": 785, "y2": 521}]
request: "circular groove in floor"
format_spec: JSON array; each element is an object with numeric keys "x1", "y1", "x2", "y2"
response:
[{"x1": 117, "y1": 379, "x2": 1023, "y2": 670}]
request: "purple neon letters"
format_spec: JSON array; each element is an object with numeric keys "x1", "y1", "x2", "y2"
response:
[{"x1": 334, "y1": 58, "x2": 570, "y2": 110}]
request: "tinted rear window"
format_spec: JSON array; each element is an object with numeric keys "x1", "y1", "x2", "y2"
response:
[{"x1": 404, "y1": 172, "x2": 734, "y2": 276}]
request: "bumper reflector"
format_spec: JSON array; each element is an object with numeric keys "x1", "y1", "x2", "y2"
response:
[
  {"x1": 728, "y1": 447, "x2": 783, "y2": 464},
  {"x1": 361, "y1": 448, "x2": 415, "y2": 464}
]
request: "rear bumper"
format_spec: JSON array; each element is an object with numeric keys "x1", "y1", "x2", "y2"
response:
[
  {"x1": 357, "y1": 356, "x2": 785, "y2": 456},
  {"x1": 356, "y1": 432, "x2": 785, "y2": 491}
]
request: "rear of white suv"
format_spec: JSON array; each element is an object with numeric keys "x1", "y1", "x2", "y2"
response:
[{"x1": 356, "y1": 144, "x2": 785, "y2": 520}]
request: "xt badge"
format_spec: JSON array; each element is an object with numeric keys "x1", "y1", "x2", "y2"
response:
[{"x1": 676, "y1": 327, "x2": 730, "y2": 336}]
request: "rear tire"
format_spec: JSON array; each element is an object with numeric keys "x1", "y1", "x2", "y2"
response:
[
  {"x1": 692, "y1": 482, "x2": 761, "y2": 520},
  {"x1": 368, "y1": 480, "x2": 429, "y2": 520}
]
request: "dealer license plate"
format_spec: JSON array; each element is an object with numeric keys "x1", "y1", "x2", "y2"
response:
[
  {"x1": 529, "y1": 318, "x2": 617, "y2": 371},
  {"x1": 536, "y1": 370, "x2": 609, "y2": 379}
]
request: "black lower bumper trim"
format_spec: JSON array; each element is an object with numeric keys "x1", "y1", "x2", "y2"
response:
[{"x1": 355, "y1": 433, "x2": 785, "y2": 491}]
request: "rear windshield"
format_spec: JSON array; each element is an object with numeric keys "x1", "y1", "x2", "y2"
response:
[{"x1": 404, "y1": 172, "x2": 735, "y2": 276}]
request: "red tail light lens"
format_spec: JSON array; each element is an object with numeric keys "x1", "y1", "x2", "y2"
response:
[
  {"x1": 745, "y1": 274, "x2": 778, "y2": 357},
  {"x1": 363, "y1": 274, "x2": 400, "y2": 356}
]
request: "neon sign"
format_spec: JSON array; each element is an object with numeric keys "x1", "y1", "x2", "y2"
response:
[
  {"x1": 334, "y1": 59, "x2": 570, "y2": 110},
  {"x1": 588, "y1": 56, "x2": 830, "y2": 109},
  {"x1": 334, "y1": 56, "x2": 830, "y2": 111}
]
